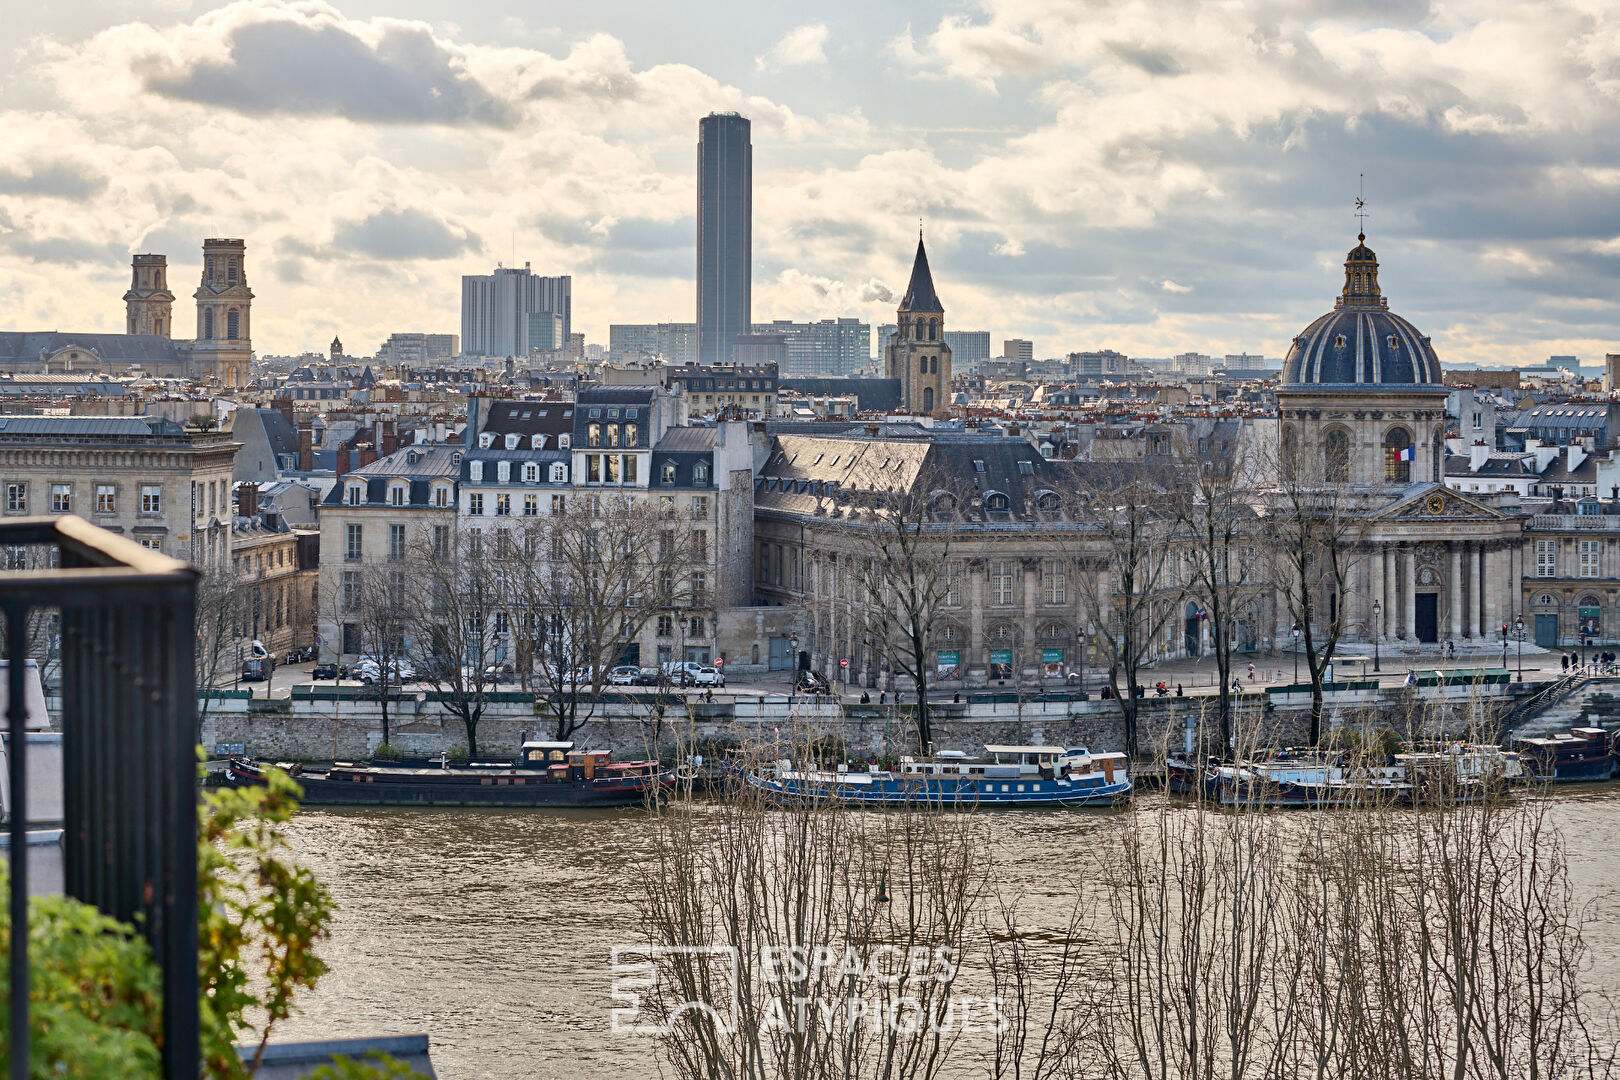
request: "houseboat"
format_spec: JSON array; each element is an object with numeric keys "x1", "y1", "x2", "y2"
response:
[
  {"x1": 747, "y1": 744, "x2": 1131, "y2": 807},
  {"x1": 225, "y1": 741, "x2": 671, "y2": 807},
  {"x1": 1514, "y1": 727, "x2": 1617, "y2": 783},
  {"x1": 1166, "y1": 744, "x2": 1523, "y2": 808}
]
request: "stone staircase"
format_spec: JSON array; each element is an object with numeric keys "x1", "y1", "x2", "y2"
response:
[{"x1": 1508, "y1": 676, "x2": 1620, "y2": 738}]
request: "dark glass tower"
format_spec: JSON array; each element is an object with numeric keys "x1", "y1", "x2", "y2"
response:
[{"x1": 697, "y1": 112, "x2": 752, "y2": 365}]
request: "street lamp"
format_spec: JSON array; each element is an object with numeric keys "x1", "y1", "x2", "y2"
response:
[
  {"x1": 1515, "y1": 614, "x2": 1525, "y2": 683},
  {"x1": 1291, "y1": 623, "x2": 1300, "y2": 684},
  {"x1": 1371, "y1": 600, "x2": 1382, "y2": 672}
]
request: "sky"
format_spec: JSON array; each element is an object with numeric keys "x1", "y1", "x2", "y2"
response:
[{"x1": 2, "y1": 0, "x2": 1619, "y2": 367}]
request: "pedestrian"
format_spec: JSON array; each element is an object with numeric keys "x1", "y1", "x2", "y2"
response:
[
  {"x1": 952, "y1": 690, "x2": 961, "y2": 703},
  {"x1": 1232, "y1": 678, "x2": 1241, "y2": 694},
  {"x1": 1175, "y1": 683, "x2": 1184, "y2": 697},
  {"x1": 860, "y1": 690, "x2": 870, "y2": 704},
  {"x1": 879, "y1": 690, "x2": 887, "y2": 705},
  {"x1": 1561, "y1": 654, "x2": 1569, "y2": 671},
  {"x1": 704, "y1": 688, "x2": 713, "y2": 704},
  {"x1": 1246, "y1": 662, "x2": 1255, "y2": 681}
]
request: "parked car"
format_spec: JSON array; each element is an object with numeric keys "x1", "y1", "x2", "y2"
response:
[
  {"x1": 794, "y1": 670, "x2": 830, "y2": 693},
  {"x1": 352, "y1": 658, "x2": 416, "y2": 685},
  {"x1": 311, "y1": 662, "x2": 340, "y2": 681},
  {"x1": 690, "y1": 666, "x2": 725, "y2": 688},
  {"x1": 607, "y1": 665, "x2": 642, "y2": 686},
  {"x1": 284, "y1": 645, "x2": 317, "y2": 664},
  {"x1": 483, "y1": 663, "x2": 518, "y2": 684},
  {"x1": 241, "y1": 658, "x2": 270, "y2": 682},
  {"x1": 660, "y1": 661, "x2": 704, "y2": 685}
]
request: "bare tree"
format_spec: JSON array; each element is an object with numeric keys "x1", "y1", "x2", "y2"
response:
[
  {"x1": 195, "y1": 564, "x2": 247, "y2": 729},
  {"x1": 339, "y1": 561, "x2": 413, "y2": 747},
  {"x1": 403, "y1": 527, "x2": 501, "y2": 759},
  {"x1": 500, "y1": 494, "x2": 696, "y2": 742},
  {"x1": 1267, "y1": 437, "x2": 1364, "y2": 744},
  {"x1": 1068, "y1": 460, "x2": 1183, "y2": 759},
  {"x1": 846, "y1": 477, "x2": 964, "y2": 753},
  {"x1": 1172, "y1": 444, "x2": 1264, "y2": 755}
]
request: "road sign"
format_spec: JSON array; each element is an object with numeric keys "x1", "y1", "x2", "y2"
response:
[
  {"x1": 714, "y1": 657, "x2": 724, "y2": 667},
  {"x1": 840, "y1": 658, "x2": 849, "y2": 668}
]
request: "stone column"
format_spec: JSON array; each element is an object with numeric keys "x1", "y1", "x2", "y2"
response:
[
  {"x1": 1383, "y1": 546, "x2": 1395, "y2": 640},
  {"x1": 968, "y1": 562, "x2": 986, "y2": 681},
  {"x1": 1368, "y1": 543, "x2": 1384, "y2": 642},
  {"x1": 1022, "y1": 558, "x2": 1038, "y2": 675},
  {"x1": 1449, "y1": 544, "x2": 1464, "y2": 643},
  {"x1": 1482, "y1": 544, "x2": 1498, "y2": 643},
  {"x1": 1404, "y1": 546, "x2": 1417, "y2": 640},
  {"x1": 1467, "y1": 541, "x2": 1482, "y2": 639}
]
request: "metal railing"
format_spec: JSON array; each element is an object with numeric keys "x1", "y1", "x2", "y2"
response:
[{"x1": 2, "y1": 515, "x2": 199, "y2": 1080}]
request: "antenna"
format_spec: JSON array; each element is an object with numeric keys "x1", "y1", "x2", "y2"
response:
[{"x1": 1354, "y1": 174, "x2": 1369, "y2": 240}]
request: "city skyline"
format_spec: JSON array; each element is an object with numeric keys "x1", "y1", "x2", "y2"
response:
[{"x1": 3, "y1": 1, "x2": 1619, "y2": 366}]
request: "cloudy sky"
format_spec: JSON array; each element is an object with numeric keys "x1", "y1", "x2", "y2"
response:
[{"x1": 3, "y1": 0, "x2": 1618, "y2": 366}]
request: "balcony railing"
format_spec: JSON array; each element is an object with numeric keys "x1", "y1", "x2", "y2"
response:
[
  {"x1": 2, "y1": 515, "x2": 199, "y2": 1080},
  {"x1": 1531, "y1": 514, "x2": 1620, "y2": 531}
]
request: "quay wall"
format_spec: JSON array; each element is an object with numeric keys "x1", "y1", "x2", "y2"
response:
[{"x1": 198, "y1": 685, "x2": 1530, "y2": 764}]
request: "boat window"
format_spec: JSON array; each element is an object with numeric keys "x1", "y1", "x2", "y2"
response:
[
  {"x1": 1032, "y1": 783, "x2": 1040, "y2": 790},
  {"x1": 1001, "y1": 785, "x2": 1011, "y2": 792},
  {"x1": 1017, "y1": 784, "x2": 1026, "y2": 792}
]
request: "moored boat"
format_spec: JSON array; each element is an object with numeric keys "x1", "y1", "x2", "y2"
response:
[
  {"x1": 747, "y1": 744, "x2": 1131, "y2": 807},
  {"x1": 226, "y1": 740, "x2": 671, "y2": 807},
  {"x1": 1514, "y1": 727, "x2": 1617, "y2": 783},
  {"x1": 1166, "y1": 744, "x2": 1522, "y2": 808}
]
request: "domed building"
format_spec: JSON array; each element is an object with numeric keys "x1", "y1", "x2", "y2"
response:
[
  {"x1": 1277, "y1": 232, "x2": 1525, "y2": 650},
  {"x1": 1276, "y1": 234, "x2": 1447, "y2": 488}
]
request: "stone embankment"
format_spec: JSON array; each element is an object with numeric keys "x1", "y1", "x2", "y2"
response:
[{"x1": 194, "y1": 680, "x2": 1539, "y2": 764}]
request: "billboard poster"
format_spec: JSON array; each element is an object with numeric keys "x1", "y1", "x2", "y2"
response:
[
  {"x1": 989, "y1": 649, "x2": 1013, "y2": 680},
  {"x1": 936, "y1": 650, "x2": 960, "y2": 680},
  {"x1": 1041, "y1": 647, "x2": 1065, "y2": 678}
]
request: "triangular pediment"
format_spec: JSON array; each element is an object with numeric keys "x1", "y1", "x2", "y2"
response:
[{"x1": 1371, "y1": 483, "x2": 1508, "y2": 522}]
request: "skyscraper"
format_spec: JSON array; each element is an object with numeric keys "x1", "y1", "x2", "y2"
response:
[
  {"x1": 460, "y1": 264, "x2": 571, "y2": 357},
  {"x1": 697, "y1": 113, "x2": 752, "y2": 365}
]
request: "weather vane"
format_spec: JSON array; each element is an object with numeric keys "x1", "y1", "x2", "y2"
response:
[{"x1": 1355, "y1": 174, "x2": 1369, "y2": 238}]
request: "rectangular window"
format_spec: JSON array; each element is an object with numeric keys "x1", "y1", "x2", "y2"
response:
[
  {"x1": 1579, "y1": 540, "x2": 1601, "y2": 578},
  {"x1": 691, "y1": 495, "x2": 709, "y2": 519},
  {"x1": 433, "y1": 525, "x2": 450, "y2": 558},
  {"x1": 141, "y1": 485, "x2": 161, "y2": 514},
  {"x1": 96, "y1": 484, "x2": 116, "y2": 514},
  {"x1": 139, "y1": 537, "x2": 162, "y2": 553},
  {"x1": 944, "y1": 564, "x2": 962, "y2": 607},
  {"x1": 992, "y1": 561, "x2": 1016, "y2": 605},
  {"x1": 551, "y1": 494, "x2": 566, "y2": 514},
  {"x1": 605, "y1": 455, "x2": 620, "y2": 484},
  {"x1": 342, "y1": 570, "x2": 359, "y2": 612},
  {"x1": 496, "y1": 494, "x2": 511, "y2": 516},
  {"x1": 691, "y1": 572, "x2": 708, "y2": 605},
  {"x1": 657, "y1": 615, "x2": 673, "y2": 637},
  {"x1": 660, "y1": 496, "x2": 676, "y2": 519},
  {"x1": 388, "y1": 524, "x2": 406, "y2": 561},
  {"x1": 468, "y1": 493, "x2": 484, "y2": 516},
  {"x1": 623, "y1": 455, "x2": 637, "y2": 484},
  {"x1": 51, "y1": 483, "x2": 71, "y2": 513},
  {"x1": 1042, "y1": 560, "x2": 1066, "y2": 604},
  {"x1": 774, "y1": 543, "x2": 783, "y2": 586},
  {"x1": 433, "y1": 485, "x2": 450, "y2": 507},
  {"x1": 587, "y1": 455, "x2": 601, "y2": 483},
  {"x1": 524, "y1": 494, "x2": 539, "y2": 516},
  {"x1": 346, "y1": 523, "x2": 363, "y2": 561},
  {"x1": 1536, "y1": 540, "x2": 1557, "y2": 578}
]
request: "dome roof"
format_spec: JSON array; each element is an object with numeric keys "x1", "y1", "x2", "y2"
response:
[{"x1": 1280, "y1": 234, "x2": 1441, "y2": 388}]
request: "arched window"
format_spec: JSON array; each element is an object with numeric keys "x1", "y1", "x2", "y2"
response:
[
  {"x1": 929, "y1": 357, "x2": 938, "y2": 374},
  {"x1": 1383, "y1": 426, "x2": 1413, "y2": 483},
  {"x1": 202, "y1": 309, "x2": 214, "y2": 340},
  {"x1": 1324, "y1": 428, "x2": 1350, "y2": 483},
  {"x1": 661, "y1": 461, "x2": 676, "y2": 484},
  {"x1": 928, "y1": 319, "x2": 937, "y2": 341},
  {"x1": 984, "y1": 492, "x2": 1011, "y2": 512},
  {"x1": 920, "y1": 357, "x2": 929, "y2": 374},
  {"x1": 226, "y1": 309, "x2": 240, "y2": 339},
  {"x1": 922, "y1": 387, "x2": 935, "y2": 412},
  {"x1": 694, "y1": 463, "x2": 709, "y2": 486}
]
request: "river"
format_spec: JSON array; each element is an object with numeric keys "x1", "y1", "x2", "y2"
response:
[{"x1": 273, "y1": 788, "x2": 1620, "y2": 1079}]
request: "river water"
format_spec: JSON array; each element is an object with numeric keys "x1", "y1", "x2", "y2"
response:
[{"x1": 274, "y1": 788, "x2": 1620, "y2": 1079}]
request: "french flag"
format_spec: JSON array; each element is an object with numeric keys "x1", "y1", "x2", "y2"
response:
[{"x1": 1392, "y1": 446, "x2": 1415, "y2": 462}]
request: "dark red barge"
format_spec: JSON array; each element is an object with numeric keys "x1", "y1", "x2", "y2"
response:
[{"x1": 226, "y1": 740, "x2": 671, "y2": 807}]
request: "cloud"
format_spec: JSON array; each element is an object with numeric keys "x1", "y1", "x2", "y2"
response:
[
  {"x1": 332, "y1": 208, "x2": 480, "y2": 260},
  {"x1": 0, "y1": 161, "x2": 109, "y2": 201},
  {"x1": 756, "y1": 23, "x2": 829, "y2": 71},
  {"x1": 1161, "y1": 279, "x2": 1192, "y2": 293},
  {"x1": 82, "y1": 1, "x2": 517, "y2": 125}
]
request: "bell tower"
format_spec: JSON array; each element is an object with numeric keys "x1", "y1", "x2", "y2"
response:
[
  {"x1": 884, "y1": 230, "x2": 952, "y2": 415},
  {"x1": 191, "y1": 238, "x2": 254, "y2": 386},
  {"x1": 123, "y1": 254, "x2": 174, "y2": 337}
]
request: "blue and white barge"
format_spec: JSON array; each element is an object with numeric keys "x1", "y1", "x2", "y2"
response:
[{"x1": 747, "y1": 744, "x2": 1130, "y2": 807}]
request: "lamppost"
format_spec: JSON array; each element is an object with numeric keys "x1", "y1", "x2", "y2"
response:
[
  {"x1": 1371, "y1": 601, "x2": 1382, "y2": 672},
  {"x1": 1500, "y1": 621, "x2": 1509, "y2": 670},
  {"x1": 1291, "y1": 623, "x2": 1300, "y2": 684},
  {"x1": 1515, "y1": 614, "x2": 1525, "y2": 683}
]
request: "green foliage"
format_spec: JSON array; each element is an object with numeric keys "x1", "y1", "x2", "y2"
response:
[
  {"x1": 803, "y1": 734, "x2": 848, "y2": 764},
  {"x1": 446, "y1": 745, "x2": 470, "y2": 765},
  {"x1": 0, "y1": 864, "x2": 165, "y2": 1079},
  {"x1": 372, "y1": 742, "x2": 403, "y2": 762},
  {"x1": 305, "y1": 1051, "x2": 433, "y2": 1080},
  {"x1": 190, "y1": 414, "x2": 219, "y2": 432},
  {"x1": 198, "y1": 765, "x2": 335, "y2": 1079}
]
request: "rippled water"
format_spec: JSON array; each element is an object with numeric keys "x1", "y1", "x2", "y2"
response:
[{"x1": 275, "y1": 788, "x2": 1620, "y2": 1079}]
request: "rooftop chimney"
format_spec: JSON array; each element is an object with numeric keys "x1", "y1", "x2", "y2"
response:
[
  {"x1": 238, "y1": 482, "x2": 259, "y2": 520},
  {"x1": 274, "y1": 397, "x2": 294, "y2": 427},
  {"x1": 1470, "y1": 440, "x2": 1489, "y2": 471},
  {"x1": 298, "y1": 422, "x2": 313, "y2": 472}
]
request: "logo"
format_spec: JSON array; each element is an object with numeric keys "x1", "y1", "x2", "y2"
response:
[{"x1": 610, "y1": 945, "x2": 739, "y2": 1035}]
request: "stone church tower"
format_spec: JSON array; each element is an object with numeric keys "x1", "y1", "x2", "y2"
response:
[
  {"x1": 123, "y1": 254, "x2": 174, "y2": 337},
  {"x1": 190, "y1": 238, "x2": 254, "y2": 387},
  {"x1": 885, "y1": 232, "x2": 951, "y2": 415}
]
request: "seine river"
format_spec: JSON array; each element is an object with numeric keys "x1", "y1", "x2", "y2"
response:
[{"x1": 275, "y1": 789, "x2": 1620, "y2": 1079}]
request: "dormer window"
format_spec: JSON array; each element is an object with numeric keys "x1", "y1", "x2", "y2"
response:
[
  {"x1": 432, "y1": 484, "x2": 450, "y2": 507},
  {"x1": 497, "y1": 461, "x2": 510, "y2": 483},
  {"x1": 505, "y1": 433, "x2": 520, "y2": 450},
  {"x1": 479, "y1": 432, "x2": 494, "y2": 448},
  {"x1": 662, "y1": 462, "x2": 677, "y2": 484},
  {"x1": 346, "y1": 484, "x2": 362, "y2": 505},
  {"x1": 470, "y1": 460, "x2": 483, "y2": 482},
  {"x1": 984, "y1": 492, "x2": 1011, "y2": 512},
  {"x1": 1334, "y1": 334, "x2": 1347, "y2": 349},
  {"x1": 388, "y1": 483, "x2": 406, "y2": 506},
  {"x1": 694, "y1": 463, "x2": 709, "y2": 486},
  {"x1": 550, "y1": 463, "x2": 567, "y2": 483},
  {"x1": 1388, "y1": 335, "x2": 1401, "y2": 349},
  {"x1": 531, "y1": 434, "x2": 545, "y2": 449},
  {"x1": 523, "y1": 462, "x2": 540, "y2": 483}
]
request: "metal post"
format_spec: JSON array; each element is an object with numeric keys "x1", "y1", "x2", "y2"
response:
[
  {"x1": 1291, "y1": 624, "x2": 1300, "y2": 684},
  {"x1": 1372, "y1": 601, "x2": 1382, "y2": 672},
  {"x1": 1516, "y1": 615, "x2": 1524, "y2": 683},
  {"x1": 7, "y1": 603, "x2": 30, "y2": 1080}
]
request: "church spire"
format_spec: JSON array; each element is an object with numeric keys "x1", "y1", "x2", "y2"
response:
[
  {"x1": 1335, "y1": 232, "x2": 1386, "y2": 311},
  {"x1": 900, "y1": 230, "x2": 943, "y2": 313}
]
